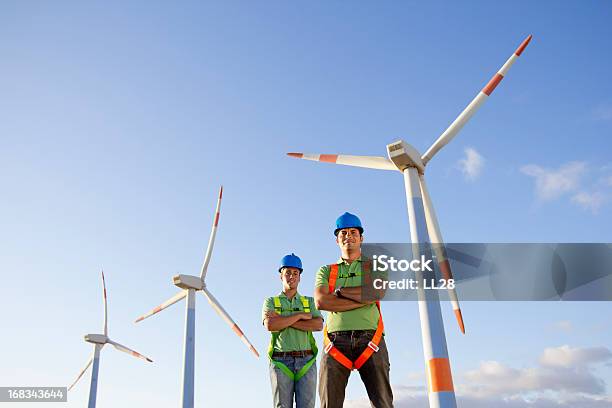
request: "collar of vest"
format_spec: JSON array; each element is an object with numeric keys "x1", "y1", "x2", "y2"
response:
[
  {"x1": 335, "y1": 255, "x2": 363, "y2": 265},
  {"x1": 277, "y1": 291, "x2": 302, "y2": 300}
]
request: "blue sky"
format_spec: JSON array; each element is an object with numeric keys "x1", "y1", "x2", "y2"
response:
[{"x1": 1, "y1": 1, "x2": 611, "y2": 407}]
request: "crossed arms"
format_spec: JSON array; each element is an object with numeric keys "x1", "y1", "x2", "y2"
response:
[
  {"x1": 314, "y1": 286, "x2": 371, "y2": 312},
  {"x1": 314, "y1": 275, "x2": 386, "y2": 312},
  {"x1": 264, "y1": 311, "x2": 323, "y2": 332}
]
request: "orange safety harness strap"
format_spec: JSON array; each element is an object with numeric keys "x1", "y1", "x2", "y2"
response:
[{"x1": 323, "y1": 261, "x2": 384, "y2": 370}]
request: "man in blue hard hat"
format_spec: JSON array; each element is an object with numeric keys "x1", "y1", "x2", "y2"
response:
[
  {"x1": 263, "y1": 253, "x2": 324, "y2": 408},
  {"x1": 315, "y1": 213, "x2": 392, "y2": 408}
]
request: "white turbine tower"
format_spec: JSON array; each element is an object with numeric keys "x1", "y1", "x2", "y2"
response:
[
  {"x1": 68, "y1": 271, "x2": 153, "y2": 408},
  {"x1": 135, "y1": 186, "x2": 260, "y2": 408},
  {"x1": 287, "y1": 35, "x2": 532, "y2": 408}
]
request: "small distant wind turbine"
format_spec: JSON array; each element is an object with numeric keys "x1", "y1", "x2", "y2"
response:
[
  {"x1": 135, "y1": 186, "x2": 259, "y2": 408},
  {"x1": 287, "y1": 35, "x2": 532, "y2": 408},
  {"x1": 68, "y1": 271, "x2": 153, "y2": 408}
]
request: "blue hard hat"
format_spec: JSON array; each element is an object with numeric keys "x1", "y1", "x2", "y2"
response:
[
  {"x1": 334, "y1": 212, "x2": 364, "y2": 236},
  {"x1": 279, "y1": 253, "x2": 303, "y2": 272}
]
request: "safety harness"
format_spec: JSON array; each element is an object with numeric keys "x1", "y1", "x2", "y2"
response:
[
  {"x1": 322, "y1": 261, "x2": 384, "y2": 370},
  {"x1": 268, "y1": 296, "x2": 318, "y2": 381}
]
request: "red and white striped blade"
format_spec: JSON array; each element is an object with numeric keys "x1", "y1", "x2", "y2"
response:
[
  {"x1": 108, "y1": 339, "x2": 153, "y2": 363},
  {"x1": 200, "y1": 186, "x2": 223, "y2": 281},
  {"x1": 101, "y1": 270, "x2": 108, "y2": 336},
  {"x1": 421, "y1": 35, "x2": 532, "y2": 165},
  {"x1": 437, "y1": 258, "x2": 465, "y2": 334},
  {"x1": 67, "y1": 356, "x2": 93, "y2": 391},
  {"x1": 201, "y1": 288, "x2": 260, "y2": 357},
  {"x1": 287, "y1": 153, "x2": 398, "y2": 171},
  {"x1": 135, "y1": 291, "x2": 187, "y2": 323},
  {"x1": 419, "y1": 175, "x2": 465, "y2": 334}
]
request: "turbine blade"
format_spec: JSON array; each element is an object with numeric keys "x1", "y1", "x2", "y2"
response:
[
  {"x1": 438, "y1": 258, "x2": 465, "y2": 334},
  {"x1": 135, "y1": 291, "x2": 186, "y2": 323},
  {"x1": 421, "y1": 35, "x2": 532, "y2": 165},
  {"x1": 287, "y1": 153, "x2": 398, "y2": 171},
  {"x1": 201, "y1": 288, "x2": 260, "y2": 357},
  {"x1": 67, "y1": 357, "x2": 93, "y2": 391},
  {"x1": 419, "y1": 175, "x2": 465, "y2": 334},
  {"x1": 102, "y1": 270, "x2": 108, "y2": 336},
  {"x1": 200, "y1": 186, "x2": 223, "y2": 281},
  {"x1": 108, "y1": 340, "x2": 153, "y2": 363}
]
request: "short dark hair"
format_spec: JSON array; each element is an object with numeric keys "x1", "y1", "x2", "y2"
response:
[{"x1": 334, "y1": 227, "x2": 363, "y2": 237}]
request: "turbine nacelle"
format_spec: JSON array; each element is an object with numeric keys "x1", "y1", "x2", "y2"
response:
[
  {"x1": 386, "y1": 140, "x2": 425, "y2": 173},
  {"x1": 84, "y1": 334, "x2": 108, "y2": 344},
  {"x1": 172, "y1": 274, "x2": 204, "y2": 290}
]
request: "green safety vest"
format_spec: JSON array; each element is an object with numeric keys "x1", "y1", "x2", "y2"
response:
[{"x1": 267, "y1": 296, "x2": 318, "y2": 381}]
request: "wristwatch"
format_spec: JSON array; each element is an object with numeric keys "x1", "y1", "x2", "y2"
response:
[{"x1": 334, "y1": 286, "x2": 343, "y2": 298}]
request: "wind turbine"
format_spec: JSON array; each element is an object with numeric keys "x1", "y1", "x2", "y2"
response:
[
  {"x1": 287, "y1": 35, "x2": 532, "y2": 408},
  {"x1": 68, "y1": 271, "x2": 153, "y2": 408},
  {"x1": 135, "y1": 186, "x2": 259, "y2": 408}
]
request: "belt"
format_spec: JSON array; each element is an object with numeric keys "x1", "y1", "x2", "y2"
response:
[
  {"x1": 272, "y1": 350, "x2": 314, "y2": 358},
  {"x1": 329, "y1": 330, "x2": 377, "y2": 337}
]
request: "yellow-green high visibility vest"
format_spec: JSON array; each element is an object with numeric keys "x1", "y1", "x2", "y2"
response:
[{"x1": 268, "y1": 296, "x2": 318, "y2": 381}]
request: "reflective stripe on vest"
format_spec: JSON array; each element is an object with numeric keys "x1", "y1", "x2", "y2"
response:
[
  {"x1": 273, "y1": 296, "x2": 311, "y2": 314},
  {"x1": 323, "y1": 261, "x2": 384, "y2": 371},
  {"x1": 268, "y1": 296, "x2": 318, "y2": 381}
]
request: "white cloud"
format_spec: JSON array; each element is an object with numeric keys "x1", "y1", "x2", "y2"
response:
[
  {"x1": 521, "y1": 161, "x2": 611, "y2": 213},
  {"x1": 345, "y1": 345, "x2": 612, "y2": 408},
  {"x1": 464, "y1": 345, "x2": 612, "y2": 397},
  {"x1": 463, "y1": 360, "x2": 606, "y2": 397},
  {"x1": 520, "y1": 162, "x2": 587, "y2": 201},
  {"x1": 385, "y1": 394, "x2": 612, "y2": 408},
  {"x1": 457, "y1": 147, "x2": 484, "y2": 181},
  {"x1": 539, "y1": 345, "x2": 612, "y2": 369},
  {"x1": 347, "y1": 386, "x2": 612, "y2": 408},
  {"x1": 571, "y1": 191, "x2": 605, "y2": 214}
]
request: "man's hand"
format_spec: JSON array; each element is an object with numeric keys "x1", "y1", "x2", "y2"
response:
[
  {"x1": 291, "y1": 316, "x2": 324, "y2": 332},
  {"x1": 335, "y1": 287, "x2": 378, "y2": 304},
  {"x1": 264, "y1": 310, "x2": 280, "y2": 320},
  {"x1": 314, "y1": 286, "x2": 369, "y2": 312},
  {"x1": 265, "y1": 310, "x2": 311, "y2": 320}
]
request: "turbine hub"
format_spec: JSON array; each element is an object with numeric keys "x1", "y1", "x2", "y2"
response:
[
  {"x1": 386, "y1": 140, "x2": 425, "y2": 173},
  {"x1": 84, "y1": 334, "x2": 108, "y2": 344},
  {"x1": 173, "y1": 274, "x2": 204, "y2": 290}
]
